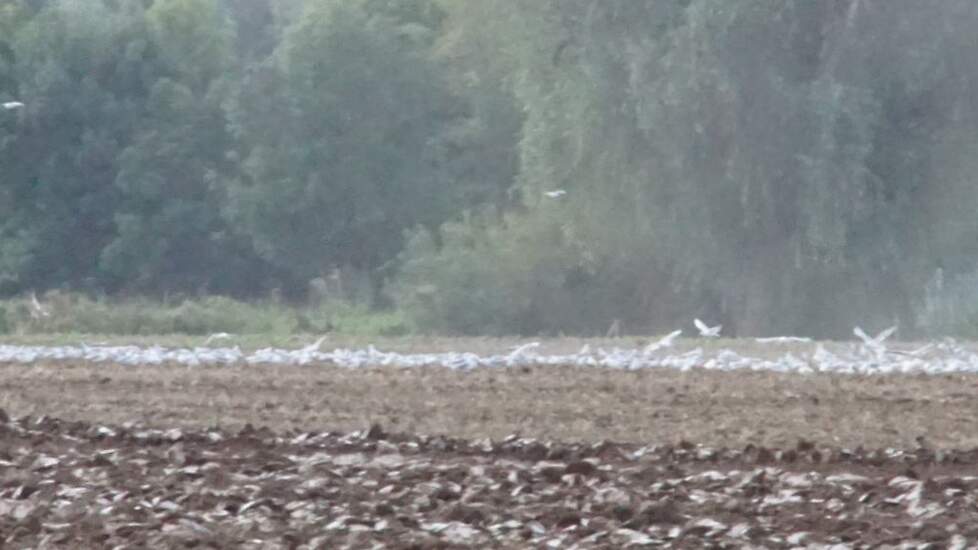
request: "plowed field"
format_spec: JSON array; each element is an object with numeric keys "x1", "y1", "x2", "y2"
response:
[{"x1": 2, "y1": 361, "x2": 978, "y2": 547}]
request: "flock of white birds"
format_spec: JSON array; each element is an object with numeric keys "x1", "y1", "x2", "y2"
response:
[{"x1": 0, "y1": 320, "x2": 973, "y2": 375}]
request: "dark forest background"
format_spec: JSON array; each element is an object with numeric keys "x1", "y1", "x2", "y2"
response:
[{"x1": 3, "y1": 0, "x2": 978, "y2": 338}]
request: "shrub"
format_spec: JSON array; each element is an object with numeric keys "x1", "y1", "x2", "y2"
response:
[{"x1": 394, "y1": 208, "x2": 673, "y2": 336}]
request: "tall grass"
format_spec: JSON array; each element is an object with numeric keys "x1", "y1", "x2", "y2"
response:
[{"x1": 0, "y1": 292, "x2": 410, "y2": 337}]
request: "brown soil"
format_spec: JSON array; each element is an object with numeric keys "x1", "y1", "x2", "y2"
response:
[
  {"x1": 3, "y1": 362, "x2": 978, "y2": 546},
  {"x1": 2, "y1": 362, "x2": 978, "y2": 449},
  {"x1": 1, "y1": 413, "x2": 977, "y2": 548}
]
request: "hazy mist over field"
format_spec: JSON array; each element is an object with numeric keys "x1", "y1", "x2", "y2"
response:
[{"x1": 3, "y1": 0, "x2": 978, "y2": 339}]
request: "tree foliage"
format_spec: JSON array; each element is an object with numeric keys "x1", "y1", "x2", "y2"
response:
[
  {"x1": 224, "y1": 0, "x2": 462, "y2": 300},
  {"x1": 3, "y1": 0, "x2": 978, "y2": 336},
  {"x1": 399, "y1": 0, "x2": 978, "y2": 337}
]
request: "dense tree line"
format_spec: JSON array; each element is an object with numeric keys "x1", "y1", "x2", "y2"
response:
[
  {"x1": 0, "y1": 0, "x2": 488, "y2": 301},
  {"x1": 2, "y1": 0, "x2": 978, "y2": 337}
]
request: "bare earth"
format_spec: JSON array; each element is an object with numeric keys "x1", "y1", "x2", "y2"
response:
[
  {"x1": 2, "y1": 359, "x2": 978, "y2": 547},
  {"x1": 2, "y1": 361, "x2": 978, "y2": 449}
]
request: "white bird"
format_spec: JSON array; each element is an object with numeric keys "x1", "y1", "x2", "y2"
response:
[
  {"x1": 853, "y1": 325, "x2": 897, "y2": 348},
  {"x1": 507, "y1": 341, "x2": 540, "y2": 357},
  {"x1": 2, "y1": 101, "x2": 24, "y2": 110},
  {"x1": 907, "y1": 343, "x2": 934, "y2": 357},
  {"x1": 29, "y1": 291, "x2": 50, "y2": 319},
  {"x1": 299, "y1": 335, "x2": 328, "y2": 354},
  {"x1": 203, "y1": 332, "x2": 233, "y2": 346},
  {"x1": 755, "y1": 336, "x2": 813, "y2": 344},
  {"x1": 694, "y1": 318, "x2": 721, "y2": 338},
  {"x1": 506, "y1": 342, "x2": 540, "y2": 366},
  {"x1": 812, "y1": 344, "x2": 837, "y2": 364},
  {"x1": 544, "y1": 189, "x2": 567, "y2": 198},
  {"x1": 889, "y1": 343, "x2": 934, "y2": 358},
  {"x1": 643, "y1": 329, "x2": 682, "y2": 354}
]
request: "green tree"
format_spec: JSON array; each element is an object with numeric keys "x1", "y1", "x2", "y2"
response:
[
  {"x1": 226, "y1": 0, "x2": 459, "y2": 301},
  {"x1": 399, "y1": 0, "x2": 978, "y2": 337},
  {"x1": 0, "y1": 0, "x2": 151, "y2": 293},
  {"x1": 432, "y1": 0, "x2": 523, "y2": 214},
  {"x1": 100, "y1": 0, "x2": 271, "y2": 295}
]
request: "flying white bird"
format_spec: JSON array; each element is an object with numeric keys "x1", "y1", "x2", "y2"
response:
[
  {"x1": 755, "y1": 336, "x2": 813, "y2": 344},
  {"x1": 299, "y1": 335, "x2": 329, "y2": 354},
  {"x1": 2, "y1": 101, "x2": 24, "y2": 110},
  {"x1": 889, "y1": 343, "x2": 934, "y2": 358},
  {"x1": 505, "y1": 342, "x2": 541, "y2": 366},
  {"x1": 643, "y1": 329, "x2": 682, "y2": 354},
  {"x1": 694, "y1": 318, "x2": 722, "y2": 338},
  {"x1": 507, "y1": 341, "x2": 541, "y2": 357},
  {"x1": 204, "y1": 332, "x2": 233, "y2": 346},
  {"x1": 544, "y1": 189, "x2": 567, "y2": 198},
  {"x1": 853, "y1": 325, "x2": 897, "y2": 348}
]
